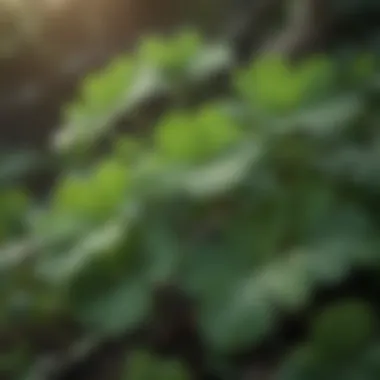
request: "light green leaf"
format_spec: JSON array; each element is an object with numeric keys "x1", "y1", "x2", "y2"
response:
[
  {"x1": 179, "y1": 143, "x2": 260, "y2": 198},
  {"x1": 236, "y1": 55, "x2": 335, "y2": 112}
]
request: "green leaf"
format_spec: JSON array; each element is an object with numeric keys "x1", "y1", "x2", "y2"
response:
[
  {"x1": 155, "y1": 104, "x2": 242, "y2": 164},
  {"x1": 279, "y1": 94, "x2": 364, "y2": 137},
  {"x1": 188, "y1": 43, "x2": 234, "y2": 81},
  {"x1": 177, "y1": 143, "x2": 260, "y2": 198},
  {"x1": 236, "y1": 55, "x2": 335, "y2": 112},
  {"x1": 138, "y1": 30, "x2": 202, "y2": 74},
  {"x1": 0, "y1": 188, "x2": 30, "y2": 241},
  {"x1": 52, "y1": 159, "x2": 130, "y2": 220},
  {"x1": 311, "y1": 300, "x2": 377, "y2": 362},
  {"x1": 276, "y1": 344, "x2": 327, "y2": 380},
  {"x1": 125, "y1": 350, "x2": 190, "y2": 380},
  {"x1": 141, "y1": 219, "x2": 182, "y2": 283},
  {"x1": 360, "y1": 344, "x2": 380, "y2": 377},
  {"x1": 351, "y1": 54, "x2": 376, "y2": 82},
  {"x1": 36, "y1": 218, "x2": 131, "y2": 283},
  {"x1": 202, "y1": 284, "x2": 275, "y2": 353},
  {"x1": 54, "y1": 57, "x2": 136, "y2": 153},
  {"x1": 74, "y1": 277, "x2": 151, "y2": 335}
]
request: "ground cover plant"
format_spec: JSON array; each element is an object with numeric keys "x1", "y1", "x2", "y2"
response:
[{"x1": 0, "y1": 0, "x2": 380, "y2": 379}]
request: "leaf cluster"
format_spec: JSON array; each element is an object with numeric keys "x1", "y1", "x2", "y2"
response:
[{"x1": 0, "y1": 22, "x2": 379, "y2": 380}]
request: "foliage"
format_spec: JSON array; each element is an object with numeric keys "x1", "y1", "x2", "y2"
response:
[
  {"x1": 0, "y1": 10, "x2": 380, "y2": 380},
  {"x1": 125, "y1": 350, "x2": 191, "y2": 380}
]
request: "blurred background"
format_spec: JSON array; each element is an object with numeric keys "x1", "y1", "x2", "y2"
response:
[{"x1": 0, "y1": 1, "x2": 380, "y2": 380}]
